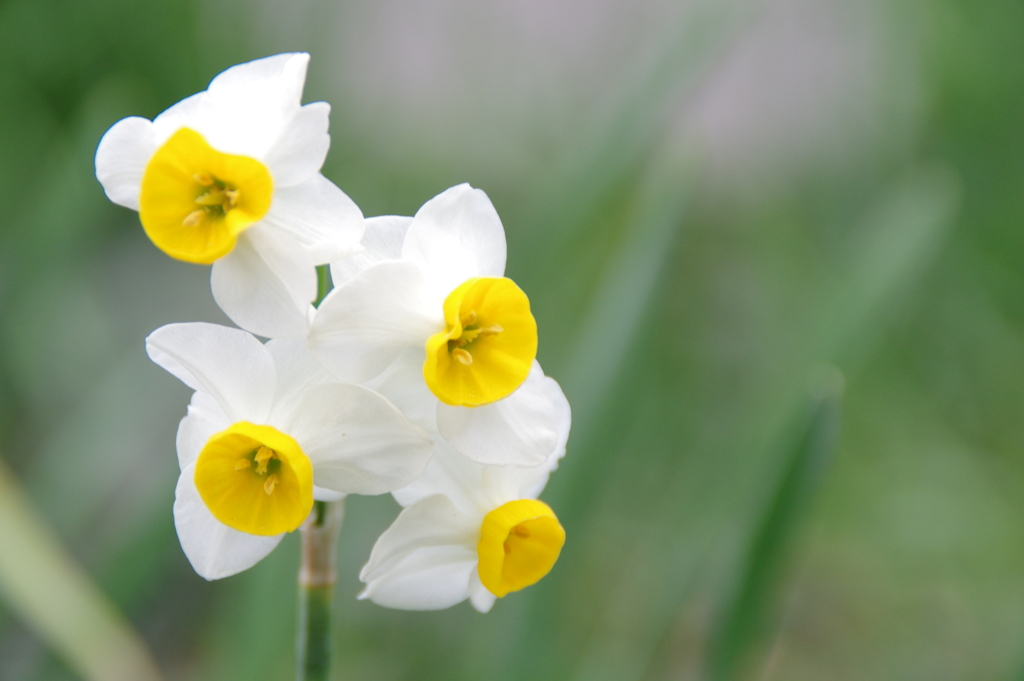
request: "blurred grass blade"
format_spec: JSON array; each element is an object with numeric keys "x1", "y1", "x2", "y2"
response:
[
  {"x1": 563, "y1": 150, "x2": 697, "y2": 433},
  {"x1": 820, "y1": 164, "x2": 960, "y2": 367},
  {"x1": 708, "y1": 368, "x2": 844, "y2": 681},
  {"x1": 0, "y1": 455, "x2": 162, "y2": 681}
]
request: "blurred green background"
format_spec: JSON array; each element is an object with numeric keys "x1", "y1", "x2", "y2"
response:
[{"x1": 1, "y1": 0, "x2": 1022, "y2": 679}]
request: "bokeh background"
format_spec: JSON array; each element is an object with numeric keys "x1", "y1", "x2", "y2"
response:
[{"x1": 1, "y1": 0, "x2": 1022, "y2": 679}]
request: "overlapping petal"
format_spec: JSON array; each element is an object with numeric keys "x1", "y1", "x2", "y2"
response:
[
  {"x1": 308, "y1": 260, "x2": 442, "y2": 382},
  {"x1": 211, "y1": 224, "x2": 316, "y2": 339},
  {"x1": 330, "y1": 215, "x2": 412, "y2": 286},
  {"x1": 435, "y1": 362, "x2": 566, "y2": 467},
  {"x1": 262, "y1": 173, "x2": 363, "y2": 263},
  {"x1": 175, "y1": 391, "x2": 229, "y2": 469},
  {"x1": 146, "y1": 322, "x2": 275, "y2": 422},
  {"x1": 288, "y1": 383, "x2": 433, "y2": 495},
  {"x1": 359, "y1": 494, "x2": 478, "y2": 611},
  {"x1": 262, "y1": 103, "x2": 331, "y2": 187}
]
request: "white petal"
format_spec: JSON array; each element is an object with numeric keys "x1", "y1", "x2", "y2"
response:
[
  {"x1": 363, "y1": 348, "x2": 438, "y2": 432},
  {"x1": 308, "y1": 260, "x2": 441, "y2": 382},
  {"x1": 201, "y1": 53, "x2": 310, "y2": 157},
  {"x1": 402, "y1": 184, "x2": 507, "y2": 296},
  {"x1": 288, "y1": 384, "x2": 433, "y2": 495},
  {"x1": 173, "y1": 464, "x2": 284, "y2": 580},
  {"x1": 392, "y1": 436, "x2": 493, "y2": 518},
  {"x1": 262, "y1": 174, "x2": 363, "y2": 263},
  {"x1": 211, "y1": 225, "x2": 316, "y2": 339},
  {"x1": 264, "y1": 339, "x2": 335, "y2": 423},
  {"x1": 436, "y1": 362, "x2": 563, "y2": 467},
  {"x1": 330, "y1": 216, "x2": 412, "y2": 287},
  {"x1": 359, "y1": 494, "x2": 478, "y2": 611},
  {"x1": 263, "y1": 103, "x2": 331, "y2": 187},
  {"x1": 95, "y1": 116, "x2": 157, "y2": 210},
  {"x1": 146, "y1": 322, "x2": 275, "y2": 422},
  {"x1": 468, "y1": 571, "x2": 497, "y2": 613},
  {"x1": 175, "y1": 391, "x2": 230, "y2": 469},
  {"x1": 207, "y1": 53, "x2": 309, "y2": 111},
  {"x1": 151, "y1": 91, "x2": 218, "y2": 146},
  {"x1": 152, "y1": 54, "x2": 311, "y2": 159},
  {"x1": 482, "y1": 372, "x2": 571, "y2": 503}
]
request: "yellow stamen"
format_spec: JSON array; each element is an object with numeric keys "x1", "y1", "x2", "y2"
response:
[
  {"x1": 460, "y1": 310, "x2": 477, "y2": 326},
  {"x1": 452, "y1": 348, "x2": 473, "y2": 365},
  {"x1": 263, "y1": 474, "x2": 279, "y2": 495},
  {"x1": 194, "y1": 187, "x2": 227, "y2": 206},
  {"x1": 234, "y1": 458, "x2": 251, "y2": 471},
  {"x1": 182, "y1": 210, "x2": 205, "y2": 227},
  {"x1": 254, "y1": 445, "x2": 275, "y2": 475},
  {"x1": 193, "y1": 173, "x2": 214, "y2": 186}
]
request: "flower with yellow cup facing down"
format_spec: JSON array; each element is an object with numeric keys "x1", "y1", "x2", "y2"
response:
[
  {"x1": 146, "y1": 322, "x2": 433, "y2": 579},
  {"x1": 309, "y1": 184, "x2": 565, "y2": 468},
  {"x1": 359, "y1": 387, "x2": 570, "y2": 612},
  {"x1": 97, "y1": 53, "x2": 362, "y2": 339}
]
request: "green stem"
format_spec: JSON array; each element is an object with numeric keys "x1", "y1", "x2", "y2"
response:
[
  {"x1": 314, "y1": 265, "x2": 333, "y2": 308},
  {"x1": 296, "y1": 499, "x2": 344, "y2": 681}
]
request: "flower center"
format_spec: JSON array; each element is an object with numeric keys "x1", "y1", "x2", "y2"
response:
[
  {"x1": 194, "y1": 422, "x2": 313, "y2": 536},
  {"x1": 183, "y1": 173, "x2": 242, "y2": 227},
  {"x1": 139, "y1": 128, "x2": 273, "y2": 265},
  {"x1": 477, "y1": 499, "x2": 565, "y2": 598},
  {"x1": 423, "y1": 277, "x2": 537, "y2": 407}
]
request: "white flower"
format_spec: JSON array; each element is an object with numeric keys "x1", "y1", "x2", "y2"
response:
[
  {"x1": 358, "y1": 386, "x2": 570, "y2": 612},
  {"x1": 146, "y1": 322, "x2": 432, "y2": 580},
  {"x1": 308, "y1": 184, "x2": 565, "y2": 467},
  {"x1": 96, "y1": 53, "x2": 362, "y2": 339}
]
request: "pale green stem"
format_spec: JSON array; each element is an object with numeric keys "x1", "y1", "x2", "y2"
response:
[{"x1": 296, "y1": 499, "x2": 344, "y2": 681}]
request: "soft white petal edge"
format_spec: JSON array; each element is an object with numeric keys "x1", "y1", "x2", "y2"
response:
[
  {"x1": 95, "y1": 116, "x2": 157, "y2": 211},
  {"x1": 402, "y1": 183, "x2": 507, "y2": 297},
  {"x1": 175, "y1": 392, "x2": 229, "y2": 470},
  {"x1": 263, "y1": 102, "x2": 331, "y2": 188},
  {"x1": 174, "y1": 463, "x2": 284, "y2": 580},
  {"x1": 146, "y1": 322, "x2": 275, "y2": 423},
  {"x1": 211, "y1": 224, "x2": 316, "y2": 340},
  {"x1": 262, "y1": 173, "x2": 363, "y2": 263},
  {"x1": 289, "y1": 383, "x2": 434, "y2": 495},
  {"x1": 359, "y1": 494, "x2": 479, "y2": 610},
  {"x1": 436, "y1": 362, "x2": 566, "y2": 467},
  {"x1": 468, "y1": 570, "x2": 497, "y2": 613}
]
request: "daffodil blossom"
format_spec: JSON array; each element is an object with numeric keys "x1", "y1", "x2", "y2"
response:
[
  {"x1": 146, "y1": 322, "x2": 432, "y2": 580},
  {"x1": 308, "y1": 184, "x2": 565, "y2": 467},
  {"x1": 96, "y1": 53, "x2": 363, "y2": 339},
  {"x1": 359, "y1": 387, "x2": 570, "y2": 612}
]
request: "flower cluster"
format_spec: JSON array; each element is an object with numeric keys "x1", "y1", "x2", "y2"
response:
[{"x1": 96, "y1": 53, "x2": 571, "y2": 612}]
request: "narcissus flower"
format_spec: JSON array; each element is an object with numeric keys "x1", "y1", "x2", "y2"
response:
[
  {"x1": 308, "y1": 184, "x2": 565, "y2": 467},
  {"x1": 97, "y1": 53, "x2": 362, "y2": 338},
  {"x1": 359, "y1": 387, "x2": 569, "y2": 612},
  {"x1": 146, "y1": 322, "x2": 432, "y2": 579}
]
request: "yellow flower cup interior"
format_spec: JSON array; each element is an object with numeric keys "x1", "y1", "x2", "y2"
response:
[
  {"x1": 423, "y1": 277, "x2": 537, "y2": 407},
  {"x1": 139, "y1": 128, "x2": 273, "y2": 264},
  {"x1": 477, "y1": 499, "x2": 565, "y2": 598},
  {"x1": 194, "y1": 422, "x2": 313, "y2": 536}
]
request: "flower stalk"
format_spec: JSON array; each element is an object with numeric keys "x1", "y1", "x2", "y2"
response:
[{"x1": 296, "y1": 499, "x2": 344, "y2": 681}]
